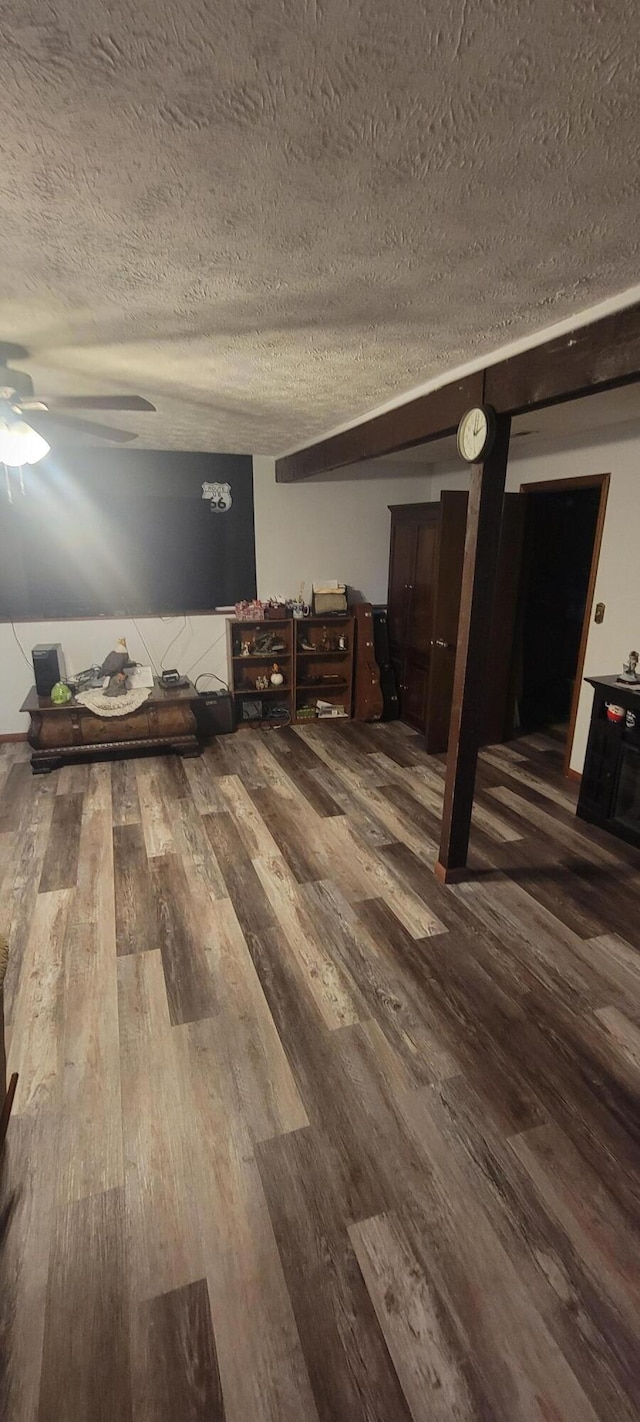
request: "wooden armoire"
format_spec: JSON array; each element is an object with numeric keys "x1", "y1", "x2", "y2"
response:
[{"x1": 387, "y1": 493, "x2": 522, "y2": 752}]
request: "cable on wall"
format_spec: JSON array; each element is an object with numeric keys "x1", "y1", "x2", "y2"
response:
[
  {"x1": 160, "y1": 614, "x2": 187, "y2": 670},
  {"x1": 10, "y1": 620, "x2": 32, "y2": 671},
  {"x1": 129, "y1": 616, "x2": 161, "y2": 677},
  {"x1": 185, "y1": 626, "x2": 228, "y2": 679}
]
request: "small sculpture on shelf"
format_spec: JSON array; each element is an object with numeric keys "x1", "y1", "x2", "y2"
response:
[
  {"x1": 255, "y1": 674, "x2": 269, "y2": 690},
  {"x1": 253, "y1": 631, "x2": 286, "y2": 655},
  {"x1": 620, "y1": 650, "x2": 639, "y2": 683},
  {"x1": 99, "y1": 637, "x2": 131, "y2": 697},
  {"x1": 240, "y1": 639, "x2": 252, "y2": 657},
  {"x1": 270, "y1": 663, "x2": 284, "y2": 687}
]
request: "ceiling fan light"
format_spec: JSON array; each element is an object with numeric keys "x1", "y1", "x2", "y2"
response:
[{"x1": 0, "y1": 418, "x2": 50, "y2": 466}]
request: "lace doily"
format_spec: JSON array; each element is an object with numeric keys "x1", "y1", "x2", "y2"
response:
[{"x1": 74, "y1": 687, "x2": 152, "y2": 718}]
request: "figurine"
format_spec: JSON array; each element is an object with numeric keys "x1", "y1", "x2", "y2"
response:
[
  {"x1": 620, "y1": 650, "x2": 639, "y2": 683},
  {"x1": 99, "y1": 637, "x2": 130, "y2": 678},
  {"x1": 253, "y1": 631, "x2": 285, "y2": 655},
  {"x1": 338, "y1": 633, "x2": 347, "y2": 651},
  {"x1": 50, "y1": 681, "x2": 72, "y2": 704},
  {"x1": 255, "y1": 674, "x2": 269, "y2": 690},
  {"x1": 104, "y1": 671, "x2": 128, "y2": 697},
  {"x1": 99, "y1": 637, "x2": 131, "y2": 696},
  {"x1": 270, "y1": 663, "x2": 284, "y2": 687},
  {"x1": 241, "y1": 639, "x2": 251, "y2": 657}
]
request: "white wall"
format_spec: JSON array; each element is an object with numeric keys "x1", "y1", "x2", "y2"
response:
[
  {"x1": 426, "y1": 425, "x2": 640, "y2": 773},
  {"x1": 0, "y1": 454, "x2": 429, "y2": 734},
  {"x1": 252, "y1": 454, "x2": 430, "y2": 605}
]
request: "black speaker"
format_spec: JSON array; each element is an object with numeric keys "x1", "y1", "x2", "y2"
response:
[
  {"x1": 194, "y1": 690, "x2": 234, "y2": 737},
  {"x1": 32, "y1": 643, "x2": 66, "y2": 697}
]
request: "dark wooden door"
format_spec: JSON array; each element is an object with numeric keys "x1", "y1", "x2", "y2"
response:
[
  {"x1": 402, "y1": 657, "x2": 429, "y2": 730},
  {"x1": 387, "y1": 496, "x2": 518, "y2": 746},
  {"x1": 391, "y1": 653, "x2": 405, "y2": 719},
  {"x1": 404, "y1": 512, "x2": 439, "y2": 732},
  {"x1": 405, "y1": 514, "x2": 439, "y2": 654},
  {"x1": 425, "y1": 493, "x2": 468, "y2": 752},
  {"x1": 387, "y1": 519, "x2": 416, "y2": 649}
]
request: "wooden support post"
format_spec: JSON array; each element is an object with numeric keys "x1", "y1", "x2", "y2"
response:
[{"x1": 435, "y1": 413, "x2": 512, "y2": 884}]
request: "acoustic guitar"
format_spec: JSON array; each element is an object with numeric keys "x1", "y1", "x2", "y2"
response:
[{"x1": 352, "y1": 603, "x2": 384, "y2": 721}]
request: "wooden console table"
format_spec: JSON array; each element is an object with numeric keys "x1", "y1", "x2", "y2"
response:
[{"x1": 21, "y1": 679, "x2": 200, "y2": 773}]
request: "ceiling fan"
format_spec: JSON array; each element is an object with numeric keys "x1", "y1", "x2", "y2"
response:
[{"x1": 0, "y1": 342, "x2": 156, "y2": 464}]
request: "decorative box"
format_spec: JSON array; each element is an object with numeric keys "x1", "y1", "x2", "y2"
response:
[
  {"x1": 313, "y1": 583, "x2": 347, "y2": 615},
  {"x1": 235, "y1": 600, "x2": 264, "y2": 620}
]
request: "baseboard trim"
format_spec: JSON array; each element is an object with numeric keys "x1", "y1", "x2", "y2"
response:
[
  {"x1": 566, "y1": 767, "x2": 582, "y2": 783},
  {"x1": 0, "y1": 732, "x2": 28, "y2": 744}
]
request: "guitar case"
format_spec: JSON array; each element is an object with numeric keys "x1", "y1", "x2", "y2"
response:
[
  {"x1": 352, "y1": 603, "x2": 384, "y2": 721},
  {"x1": 372, "y1": 608, "x2": 399, "y2": 721}
]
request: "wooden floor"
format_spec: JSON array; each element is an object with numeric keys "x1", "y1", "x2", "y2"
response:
[{"x1": 1, "y1": 721, "x2": 640, "y2": 1422}]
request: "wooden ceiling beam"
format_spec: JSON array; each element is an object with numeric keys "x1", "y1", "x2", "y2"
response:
[
  {"x1": 485, "y1": 300, "x2": 640, "y2": 414},
  {"x1": 275, "y1": 301, "x2": 640, "y2": 482},
  {"x1": 275, "y1": 373, "x2": 484, "y2": 481}
]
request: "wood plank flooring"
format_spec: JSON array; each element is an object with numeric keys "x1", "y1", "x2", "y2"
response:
[{"x1": 1, "y1": 723, "x2": 640, "y2": 1421}]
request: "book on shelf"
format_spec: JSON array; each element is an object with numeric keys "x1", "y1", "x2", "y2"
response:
[{"x1": 316, "y1": 699, "x2": 348, "y2": 718}]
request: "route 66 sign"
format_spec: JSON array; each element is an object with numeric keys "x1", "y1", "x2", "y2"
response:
[{"x1": 202, "y1": 481, "x2": 232, "y2": 512}]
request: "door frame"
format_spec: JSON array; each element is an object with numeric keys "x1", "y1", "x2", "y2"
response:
[{"x1": 518, "y1": 471, "x2": 610, "y2": 779}]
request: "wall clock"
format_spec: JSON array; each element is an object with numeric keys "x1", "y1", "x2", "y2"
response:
[{"x1": 456, "y1": 405, "x2": 497, "y2": 464}]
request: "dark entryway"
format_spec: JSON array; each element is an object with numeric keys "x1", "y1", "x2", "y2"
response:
[{"x1": 512, "y1": 474, "x2": 608, "y2": 766}]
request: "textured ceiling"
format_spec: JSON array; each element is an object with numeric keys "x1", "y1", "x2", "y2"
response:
[{"x1": 1, "y1": 0, "x2": 639, "y2": 454}]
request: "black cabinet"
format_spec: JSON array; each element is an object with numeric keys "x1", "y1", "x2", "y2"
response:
[{"x1": 578, "y1": 676, "x2": 640, "y2": 847}]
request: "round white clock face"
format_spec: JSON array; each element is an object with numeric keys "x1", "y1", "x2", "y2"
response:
[{"x1": 458, "y1": 407, "x2": 488, "y2": 462}]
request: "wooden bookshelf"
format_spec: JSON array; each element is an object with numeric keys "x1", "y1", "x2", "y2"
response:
[
  {"x1": 293, "y1": 615, "x2": 354, "y2": 724},
  {"x1": 227, "y1": 615, "x2": 355, "y2": 727}
]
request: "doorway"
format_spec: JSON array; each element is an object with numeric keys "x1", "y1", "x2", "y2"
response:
[{"x1": 512, "y1": 473, "x2": 609, "y2": 774}]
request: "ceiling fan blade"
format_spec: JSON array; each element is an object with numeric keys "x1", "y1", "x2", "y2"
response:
[
  {"x1": 28, "y1": 412, "x2": 138, "y2": 443},
  {"x1": 22, "y1": 395, "x2": 155, "y2": 412}
]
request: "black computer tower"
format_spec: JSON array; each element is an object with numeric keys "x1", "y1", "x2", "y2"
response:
[{"x1": 32, "y1": 643, "x2": 66, "y2": 697}]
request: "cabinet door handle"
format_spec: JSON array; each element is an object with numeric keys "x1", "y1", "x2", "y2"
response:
[{"x1": 433, "y1": 638, "x2": 455, "y2": 651}]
